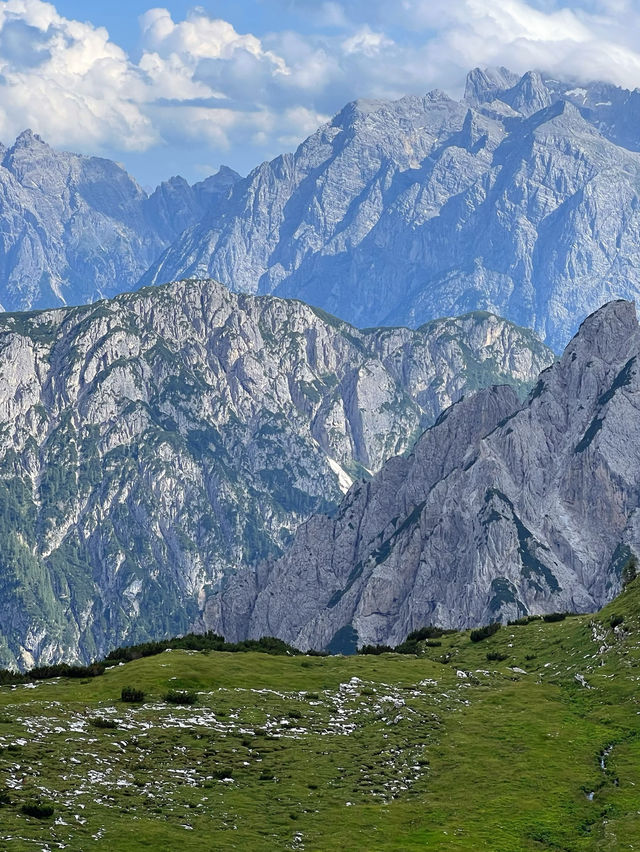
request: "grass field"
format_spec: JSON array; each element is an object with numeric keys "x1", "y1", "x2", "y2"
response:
[{"x1": 1, "y1": 580, "x2": 639, "y2": 850}]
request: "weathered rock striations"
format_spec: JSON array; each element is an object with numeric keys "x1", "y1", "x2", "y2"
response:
[
  {"x1": 205, "y1": 300, "x2": 640, "y2": 653},
  {"x1": 0, "y1": 278, "x2": 549, "y2": 667}
]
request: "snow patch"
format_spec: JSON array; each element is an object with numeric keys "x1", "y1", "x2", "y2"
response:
[{"x1": 327, "y1": 457, "x2": 354, "y2": 494}]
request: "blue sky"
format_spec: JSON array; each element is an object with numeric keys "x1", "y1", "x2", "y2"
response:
[{"x1": 1, "y1": 1, "x2": 640, "y2": 188}]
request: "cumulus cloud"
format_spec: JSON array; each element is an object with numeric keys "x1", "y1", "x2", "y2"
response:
[
  {"x1": 140, "y1": 8, "x2": 288, "y2": 73},
  {"x1": 388, "y1": 0, "x2": 640, "y2": 91},
  {"x1": 1, "y1": 0, "x2": 640, "y2": 180},
  {"x1": 0, "y1": 0, "x2": 155, "y2": 150},
  {"x1": 342, "y1": 26, "x2": 393, "y2": 57}
]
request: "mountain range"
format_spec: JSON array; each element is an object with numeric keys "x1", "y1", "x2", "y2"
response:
[
  {"x1": 0, "y1": 277, "x2": 549, "y2": 668},
  {"x1": 138, "y1": 68, "x2": 640, "y2": 351},
  {"x1": 3, "y1": 69, "x2": 640, "y2": 349},
  {"x1": 208, "y1": 299, "x2": 640, "y2": 653},
  {"x1": 1, "y1": 65, "x2": 640, "y2": 667}
]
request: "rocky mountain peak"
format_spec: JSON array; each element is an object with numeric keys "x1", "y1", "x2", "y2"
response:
[
  {"x1": 464, "y1": 66, "x2": 520, "y2": 106},
  {"x1": 504, "y1": 70, "x2": 552, "y2": 116},
  {"x1": 0, "y1": 130, "x2": 243, "y2": 310},
  {"x1": 2, "y1": 128, "x2": 56, "y2": 178},
  {"x1": 205, "y1": 298, "x2": 640, "y2": 650},
  {"x1": 561, "y1": 299, "x2": 639, "y2": 369},
  {"x1": 11, "y1": 128, "x2": 47, "y2": 149}
]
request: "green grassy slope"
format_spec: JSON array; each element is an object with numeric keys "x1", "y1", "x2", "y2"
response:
[{"x1": 1, "y1": 580, "x2": 639, "y2": 851}]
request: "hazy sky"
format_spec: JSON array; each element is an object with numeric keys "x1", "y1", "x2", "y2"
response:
[{"x1": 2, "y1": 0, "x2": 640, "y2": 187}]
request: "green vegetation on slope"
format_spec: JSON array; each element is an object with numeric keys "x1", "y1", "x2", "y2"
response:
[{"x1": 0, "y1": 581, "x2": 639, "y2": 850}]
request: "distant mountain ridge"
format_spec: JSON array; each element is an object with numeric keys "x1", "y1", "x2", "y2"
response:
[
  {"x1": 143, "y1": 68, "x2": 640, "y2": 351},
  {"x1": 0, "y1": 277, "x2": 550, "y2": 668},
  {"x1": 0, "y1": 129, "x2": 240, "y2": 310},
  {"x1": 206, "y1": 299, "x2": 640, "y2": 652},
  {"x1": 3, "y1": 70, "x2": 640, "y2": 348}
]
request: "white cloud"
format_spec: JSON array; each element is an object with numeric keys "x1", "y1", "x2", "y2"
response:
[
  {"x1": 342, "y1": 26, "x2": 393, "y2": 57},
  {"x1": 0, "y1": 0, "x2": 155, "y2": 150},
  {"x1": 352, "y1": 0, "x2": 640, "y2": 91},
  {"x1": 139, "y1": 7, "x2": 289, "y2": 74}
]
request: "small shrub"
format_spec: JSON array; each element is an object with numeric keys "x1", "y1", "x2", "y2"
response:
[
  {"x1": 486, "y1": 651, "x2": 508, "y2": 662},
  {"x1": 424, "y1": 640, "x2": 442, "y2": 647},
  {"x1": 358, "y1": 644, "x2": 393, "y2": 655},
  {"x1": 305, "y1": 692, "x2": 319, "y2": 700},
  {"x1": 0, "y1": 789, "x2": 11, "y2": 806},
  {"x1": 542, "y1": 612, "x2": 567, "y2": 623},
  {"x1": 508, "y1": 615, "x2": 541, "y2": 626},
  {"x1": 21, "y1": 800, "x2": 55, "y2": 819},
  {"x1": 165, "y1": 689, "x2": 197, "y2": 706},
  {"x1": 525, "y1": 654, "x2": 537, "y2": 661},
  {"x1": 622, "y1": 555, "x2": 638, "y2": 587},
  {"x1": 609, "y1": 614, "x2": 624, "y2": 629},
  {"x1": 288, "y1": 709, "x2": 303, "y2": 719},
  {"x1": 211, "y1": 768, "x2": 233, "y2": 780},
  {"x1": 121, "y1": 686, "x2": 145, "y2": 703},
  {"x1": 470, "y1": 623, "x2": 501, "y2": 643},
  {"x1": 360, "y1": 687, "x2": 376, "y2": 696},
  {"x1": 394, "y1": 640, "x2": 420, "y2": 655},
  {"x1": 90, "y1": 716, "x2": 117, "y2": 730},
  {"x1": 404, "y1": 625, "x2": 448, "y2": 642}
]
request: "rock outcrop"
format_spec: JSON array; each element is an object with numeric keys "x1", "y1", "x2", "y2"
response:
[{"x1": 205, "y1": 300, "x2": 640, "y2": 652}]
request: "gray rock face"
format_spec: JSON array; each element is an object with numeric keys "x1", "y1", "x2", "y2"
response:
[
  {"x1": 0, "y1": 278, "x2": 549, "y2": 668},
  {"x1": 144, "y1": 70, "x2": 640, "y2": 351},
  {"x1": 0, "y1": 130, "x2": 240, "y2": 310},
  {"x1": 206, "y1": 300, "x2": 640, "y2": 652}
]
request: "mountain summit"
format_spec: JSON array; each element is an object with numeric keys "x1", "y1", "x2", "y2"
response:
[{"x1": 0, "y1": 133, "x2": 240, "y2": 311}]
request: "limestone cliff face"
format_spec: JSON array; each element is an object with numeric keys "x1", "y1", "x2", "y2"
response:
[
  {"x1": 206, "y1": 300, "x2": 640, "y2": 653},
  {"x1": 144, "y1": 71, "x2": 640, "y2": 351},
  {"x1": 0, "y1": 278, "x2": 549, "y2": 667}
]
